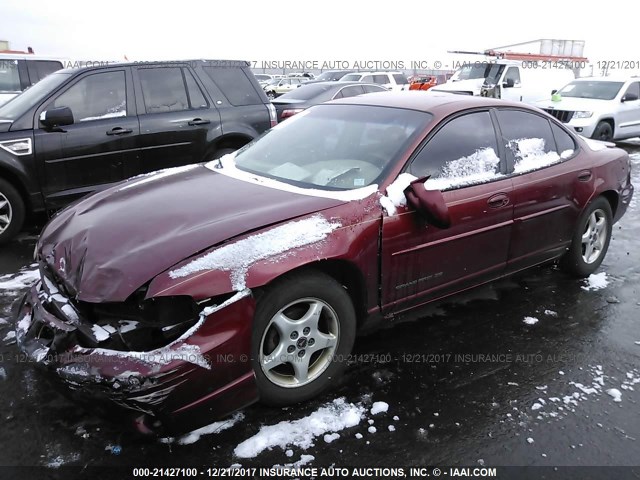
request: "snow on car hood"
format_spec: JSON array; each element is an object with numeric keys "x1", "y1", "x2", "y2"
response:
[{"x1": 37, "y1": 165, "x2": 345, "y2": 303}]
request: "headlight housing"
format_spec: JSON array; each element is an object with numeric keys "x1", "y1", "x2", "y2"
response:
[{"x1": 573, "y1": 111, "x2": 593, "y2": 119}]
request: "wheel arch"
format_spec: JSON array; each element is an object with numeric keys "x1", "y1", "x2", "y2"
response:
[
  {"x1": 600, "y1": 190, "x2": 619, "y2": 218},
  {"x1": 203, "y1": 133, "x2": 253, "y2": 160},
  {"x1": 0, "y1": 165, "x2": 32, "y2": 212}
]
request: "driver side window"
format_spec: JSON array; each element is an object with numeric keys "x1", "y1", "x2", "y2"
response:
[
  {"x1": 408, "y1": 111, "x2": 502, "y2": 190},
  {"x1": 50, "y1": 71, "x2": 127, "y2": 122}
]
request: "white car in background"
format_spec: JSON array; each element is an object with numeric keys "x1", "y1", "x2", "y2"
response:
[
  {"x1": 534, "y1": 76, "x2": 640, "y2": 141},
  {"x1": 340, "y1": 71, "x2": 409, "y2": 91},
  {"x1": 0, "y1": 54, "x2": 65, "y2": 106}
]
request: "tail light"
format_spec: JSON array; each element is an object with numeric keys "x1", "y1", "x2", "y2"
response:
[
  {"x1": 281, "y1": 109, "x2": 304, "y2": 120},
  {"x1": 267, "y1": 103, "x2": 278, "y2": 127}
]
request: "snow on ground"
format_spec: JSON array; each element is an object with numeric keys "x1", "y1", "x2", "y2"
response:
[
  {"x1": 370, "y1": 401, "x2": 389, "y2": 415},
  {"x1": 606, "y1": 388, "x2": 622, "y2": 402},
  {"x1": 0, "y1": 266, "x2": 39, "y2": 291},
  {"x1": 582, "y1": 272, "x2": 609, "y2": 291},
  {"x1": 169, "y1": 215, "x2": 341, "y2": 289},
  {"x1": 0, "y1": 367, "x2": 6, "y2": 380},
  {"x1": 523, "y1": 316, "x2": 539, "y2": 325},
  {"x1": 233, "y1": 398, "x2": 365, "y2": 459},
  {"x1": 3, "y1": 330, "x2": 15, "y2": 343},
  {"x1": 44, "y1": 452, "x2": 80, "y2": 468},
  {"x1": 543, "y1": 310, "x2": 558, "y2": 317},
  {"x1": 380, "y1": 173, "x2": 417, "y2": 215},
  {"x1": 161, "y1": 412, "x2": 245, "y2": 445}
]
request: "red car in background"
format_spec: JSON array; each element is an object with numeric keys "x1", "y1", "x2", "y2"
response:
[
  {"x1": 409, "y1": 75, "x2": 438, "y2": 91},
  {"x1": 16, "y1": 93, "x2": 633, "y2": 435}
]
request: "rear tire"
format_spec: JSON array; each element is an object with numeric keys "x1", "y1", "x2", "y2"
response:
[
  {"x1": 251, "y1": 271, "x2": 356, "y2": 406},
  {"x1": 0, "y1": 179, "x2": 25, "y2": 245},
  {"x1": 560, "y1": 197, "x2": 612, "y2": 277},
  {"x1": 266, "y1": 90, "x2": 276, "y2": 100},
  {"x1": 592, "y1": 121, "x2": 613, "y2": 142}
]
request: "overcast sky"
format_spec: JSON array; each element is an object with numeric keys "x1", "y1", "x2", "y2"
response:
[{"x1": 0, "y1": 0, "x2": 635, "y2": 69}]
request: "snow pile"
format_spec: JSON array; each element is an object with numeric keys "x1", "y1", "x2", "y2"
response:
[
  {"x1": 380, "y1": 173, "x2": 417, "y2": 215},
  {"x1": 370, "y1": 401, "x2": 389, "y2": 415},
  {"x1": 323, "y1": 433, "x2": 340, "y2": 444},
  {"x1": 560, "y1": 149, "x2": 575, "y2": 159},
  {"x1": 119, "y1": 164, "x2": 200, "y2": 191},
  {"x1": 606, "y1": 388, "x2": 622, "y2": 402},
  {"x1": 510, "y1": 138, "x2": 561, "y2": 174},
  {"x1": 582, "y1": 272, "x2": 608, "y2": 291},
  {"x1": 169, "y1": 215, "x2": 341, "y2": 289},
  {"x1": 426, "y1": 148, "x2": 502, "y2": 190},
  {"x1": 0, "y1": 267, "x2": 39, "y2": 291},
  {"x1": 523, "y1": 316, "x2": 539, "y2": 325},
  {"x1": 162, "y1": 412, "x2": 245, "y2": 445},
  {"x1": 233, "y1": 398, "x2": 365, "y2": 458}
]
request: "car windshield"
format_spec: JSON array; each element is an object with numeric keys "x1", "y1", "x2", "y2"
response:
[
  {"x1": 278, "y1": 83, "x2": 334, "y2": 100},
  {"x1": 340, "y1": 74, "x2": 362, "y2": 82},
  {"x1": 456, "y1": 64, "x2": 492, "y2": 80},
  {"x1": 230, "y1": 104, "x2": 431, "y2": 190},
  {"x1": 0, "y1": 71, "x2": 72, "y2": 120},
  {"x1": 557, "y1": 81, "x2": 624, "y2": 100}
]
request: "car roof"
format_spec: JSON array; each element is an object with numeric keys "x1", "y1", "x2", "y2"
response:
[
  {"x1": 57, "y1": 59, "x2": 250, "y2": 74},
  {"x1": 327, "y1": 91, "x2": 530, "y2": 115}
]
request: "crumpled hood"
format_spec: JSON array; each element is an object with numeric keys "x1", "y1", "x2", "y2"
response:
[{"x1": 38, "y1": 165, "x2": 345, "y2": 303}]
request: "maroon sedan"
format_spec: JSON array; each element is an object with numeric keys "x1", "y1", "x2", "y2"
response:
[{"x1": 15, "y1": 93, "x2": 634, "y2": 435}]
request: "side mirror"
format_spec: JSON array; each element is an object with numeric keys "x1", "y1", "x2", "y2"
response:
[
  {"x1": 621, "y1": 93, "x2": 639, "y2": 102},
  {"x1": 404, "y1": 178, "x2": 451, "y2": 229},
  {"x1": 503, "y1": 78, "x2": 515, "y2": 88},
  {"x1": 40, "y1": 107, "x2": 74, "y2": 128},
  {"x1": 551, "y1": 89, "x2": 558, "y2": 95}
]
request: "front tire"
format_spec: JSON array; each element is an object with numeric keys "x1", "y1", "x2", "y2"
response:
[
  {"x1": 592, "y1": 121, "x2": 613, "y2": 142},
  {"x1": 560, "y1": 197, "x2": 612, "y2": 277},
  {"x1": 266, "y1": 90, "x2": 276, "y2": 100},
  {"x1": 0, "y1": 179, "x2": 26, "y2": 245},
  {"x1": 251, "y1": 271, "x2": 356, "y2": 406}
]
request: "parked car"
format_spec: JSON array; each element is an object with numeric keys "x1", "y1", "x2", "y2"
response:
[
  {"x1": 16, "y1": 93, "x2": 633, "y2": 435},
  {"x1": 409, "y1": 75, "x2": 438, "y2": 91},
  {"x1": 0, "y1": 53, "x2": 65, "y2": 106},
  {"x1": 271, "y1": 81, "x2": 387, "y2": 121},
  {"x1": 340, "y1": 71, "x2": 409, "y2": 91},
  {"x1": 430, "y1": 60, "x2": 574, "y2": 103},
  {"x1": 253, "y1": 73, "x2": 274, "y2": 86},
  {"x1": 306, "y1": 70, "x2": 356, "y2": 83},
  {"x1": 0, "y1": 59, "x2": 276, "y2": 243},
  {"x1": 262, "y1": 77, "x2": 309, "y2": 99},
  {"x1": 533, "y1": 76, "x2": 640, "y2": 141}
]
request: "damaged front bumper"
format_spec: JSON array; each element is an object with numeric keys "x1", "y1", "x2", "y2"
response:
[{"x1": 16, "y1": 279, "x2": 259, "y2": 435}]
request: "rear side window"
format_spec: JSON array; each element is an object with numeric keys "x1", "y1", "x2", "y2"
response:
[
  {"x1": 409, "y1": 111, "x2": 501, "y2": 190},
  {"x1": 203, "y1": 67, "x2": 262, "y2": 106},
  {"x1": 50, "y1": 71, "x2": 126, "y2": 122},
  {"x1": 0, "y1": 60, "x2": 21, "y2": 92},
  {"x1": 361, "y1": 75, "x2": 374, "y2": 83},
  {"x1": 337, "y1": 85, "x2": 365, "y2": 98},
  {"x1": 139, "y1": 67, "x2": 189, "y2": 113},
  {"x1": 373, "y1": 74, "x2": 388, "y2": 84},
  {"x1": 496, "y1": 109, "x2": 562, "y2": 173},
  {"x1": 26, "y1": 60, "x2": 62, "y2": 85},
  {"x1": 184, "y1": 70, "x2": 208, "y2": 109},
  {"x1": 363, "y1": 84, "x2": 385, "y2": 94},
  {"x1": 551, "y1": 123, "x2": 576, "y2": 157}
]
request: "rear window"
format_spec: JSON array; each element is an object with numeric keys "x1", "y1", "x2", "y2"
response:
[
  {"x1": 341, "y1": 74, "x2": 362, "y2": 82},
  {"x1": 203, "y1": 67, "x2": 262, "y2": 106},
  {"x1": 393, "y1": 74, "x2": 408, "y2": 85},
  {"x1": 279, "y1": 83, "x2": 333, "y2": 100}
]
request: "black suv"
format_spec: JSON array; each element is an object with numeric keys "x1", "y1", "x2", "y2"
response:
[{"x1": 0, "y1": 60, "x2": 276, "y2": 243}]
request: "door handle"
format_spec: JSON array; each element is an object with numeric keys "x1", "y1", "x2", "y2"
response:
[
  {"x1": 578, "y1": 170, "x2": 592, "y2": 182},
  {"x1": 106, "y1": 127, "x2": 133, "y2": 135},
  {"x1": 188, "y1": 118, "x2": 211, "y2": 126},
  {"x1": 487, "y1": 193, "x2": 510, "y2": 208}
]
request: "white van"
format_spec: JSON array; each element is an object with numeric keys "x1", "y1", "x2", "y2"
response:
[
  {"x1": 0, "y1": 54, "x2": 65, "y2": 106},
  {"x1": 429, "y1": 60, "x2": 575, "y2": 105}
]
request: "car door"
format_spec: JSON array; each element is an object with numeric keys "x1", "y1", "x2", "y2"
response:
[
  {"x1": 133, "y1": 65, "x2": 219, "y2": 173},
  {"x1": 494, "y1": 108, "x2": 583, "y2": 272},
  {"x1": 617, "y1": 81, "x2": 640, "y2": 138},
  {"x1": 500, "y1": 67, "x2": 522, "y2": 101},
  {"x1": 34, "y1": 68, "x2": 140, "y2": 209},
  {"x1": 380, "y1": 110, "x2": 514, "y2": 313}
]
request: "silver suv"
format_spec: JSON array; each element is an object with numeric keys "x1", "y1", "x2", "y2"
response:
[{"x1": 535, "y1": 76, "x2": 640, "y2": 141}]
